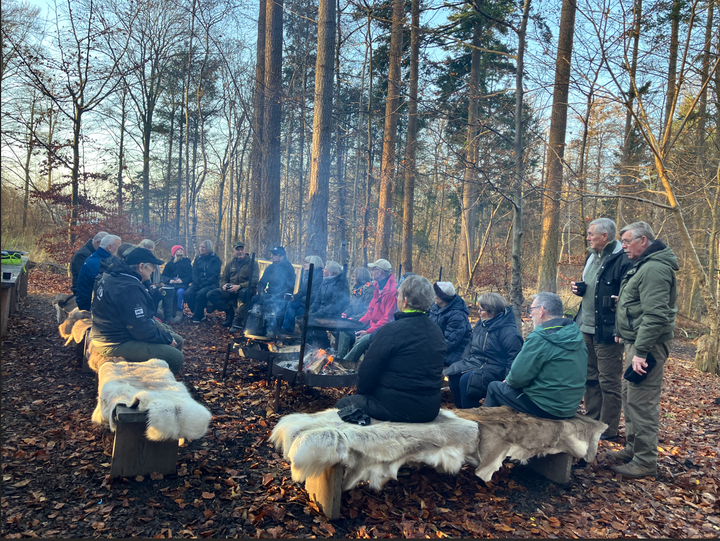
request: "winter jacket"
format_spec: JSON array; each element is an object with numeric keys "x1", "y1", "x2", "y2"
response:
[
  {"x1": 311, "y1": 273, "x2": 350, "y2": 319},
  {"x1": 357, "y1": 311, "x2": 447, "y2": 423},
  {"x1": 359, "y1": 273, "x2": 398, "y2": 334},
  {"x1": 90, "y1": 259, "x2": 174, "y2": 346},
  {"x1": 257, "y1": 258, "x2": 296, "y2": 297},
  {"x1": 428, "y1": 295, "x2": 472, "y2": 367},
  {"x1": 445, "y1": 306, "x2": 523, "y2": 397},
  {"x1": 221, "y1": 254, "x2": 260, "y2": 290},
  {"x1": 70, "y1": 239, "x2": 95, "y2": 294},
  {"x1": 76, "y1": 246, "x2": 112, "y2": 311},
  {"x1": 573, "y1": 240, "x2": 633, "y2": 343},
  {"x1": 294, "y1": 267, "x2": 324, "y2": 306},
  {"x1": 345, "y1": 282, "x2": 374, "y2": 319},
  {"x1": 615, "y1": 240, "x2": 678, "y2": 358},
  {"x1": 161, "y1": 258, "x2": 193, "y2": 289},
  {"x1": 506, "y1": 318, "x2": 587, "y2": 419},
  {"x1": 191, "y1": 251, "x2": 222, "y2": 289}
]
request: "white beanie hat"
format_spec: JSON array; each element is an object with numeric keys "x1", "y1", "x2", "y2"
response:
[{"x1": 435, "y1": 281, "x2": 455, "y2": 297}]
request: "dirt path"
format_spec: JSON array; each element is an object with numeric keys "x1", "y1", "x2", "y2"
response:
[{"x1": 1, "y1": 270, "x2": 718, "y2": 538}]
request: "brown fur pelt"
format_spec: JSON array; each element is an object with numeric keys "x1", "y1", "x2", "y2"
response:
[
  {"x1": 58, "y1": 308, "x2": 91, "y2": 344},
  {"x1": 269, "y1": 409, "x2": 480, "y2": 491},
  {"x1": 86, "y1": 340, "x2": 123, "y2": 373},
  {"x1": 455, "y1": 406, "x2": 607, "y2": 482}
]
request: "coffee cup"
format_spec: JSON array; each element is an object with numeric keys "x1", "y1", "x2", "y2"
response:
[{"x1": 573, "y1": 281, "x2": 587, "y2": 296}]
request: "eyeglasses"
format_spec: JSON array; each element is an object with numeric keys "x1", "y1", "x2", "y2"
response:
[
  {"x1": 529, "y1": 305, "x2": 542, "y2": 312},
  {"x1": 620, "y1": 236, "x2": 640, "y2": 245}
]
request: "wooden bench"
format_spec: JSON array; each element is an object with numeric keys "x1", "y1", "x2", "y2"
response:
[{"x1": 1, "y1": 255, "x2": 30, "y2": 336}]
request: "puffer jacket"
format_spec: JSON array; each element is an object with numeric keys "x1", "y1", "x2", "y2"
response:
[
  {"x1": 191, "y1": 251, "x2": 222, "y2": 289},
  {"x1": 428, "y1": 295, "x2": 472, "y2": 366},
  {"x1": 70, "y1": 239, "x2": 95, "y2": 294},
  {"x1": 294, "y1": 267, "x2": 324, "y2": 305},
  {"x1": 359, "y1": 274, "x2": 398, "y2": 333},
  {"x1": 345, "y1": 281, "x2": 374, "y2": 319},
  {"x1": 76, "y1": 246, "x2": 112, "y2": 311},
  {"x1": 311, "y1": 273, "x2": 350, "y2": 319},
  {"x1": 445, "y1": 306, "x2": 523, "y2": 399},
  {"x1": 615, "y1": 240, "x2": 678, "y2": 358},
  {"x1": 162, "y1": 258, "x2": 193, "y2": 289},
  {"x1": 357, "y1": 311, "x2": 447, "y2": 423}
]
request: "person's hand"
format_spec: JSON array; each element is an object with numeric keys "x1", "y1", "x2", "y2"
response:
[
  {"x1": 571, "y1": 281, "x2": 578, "y2": 294},
  {"x1": 611, "y1": 294, "x2": 618, "y2": 306},
  {"x1": 615, "y1": 336, "x2": 621, "y2": 343},
  {"x1": 632, "y1": 355, "x2": 648, "y2": 375},
  {"x1": 171, "y1": 339, "x2": 178, "y2": 348},
  {"x1": 231, "y1": 285, "x2": 241, "y2": 293},
  {"x1": 356, "y1": 330, "x2": 368, "y2": 339}
]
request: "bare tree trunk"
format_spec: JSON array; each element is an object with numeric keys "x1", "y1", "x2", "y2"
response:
[
  {"x1": 374, "y1": 0, "x2": 403, "y2": 259},
  {"x1": 22, "y1": 93, "x2": 37, "y2": 232},
  {"x1": 362, "y1": 12, "x2": 373, "y2": 266},
  {"x1": 175, "y1": 98, "x2": 184, "y2": 240},
  {"x1": 536, "y1": 0, "x2": 577, "y2": 293},
  {"x1": 350, "y1": 32, "x2": 369, "y2": 268},
  {"x1": 117, "y1": 86, "x2": 127, "y2": 212},
  {"x1": 249, "y1": 0, "x2": 267, "y2": 250}
]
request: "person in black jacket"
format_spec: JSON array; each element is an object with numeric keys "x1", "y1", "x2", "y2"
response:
[
  {"x1": 250, "y1": 246, "x2": 297, "y2": 333},
  {"x1": 280, "y1": 255, "x2": 324, "y2": 334},
  {"x1": 571, "y1": 217, "x2": 633, "y2": 441},
  {"x1": 335, "y1": 275, "x2": 446, "y2": 423},
  {"x1": 311, "y1": 261, "x2": 350, "y2": 319},
  {"x1": 184, "y1": 240, "x2": 222, "y2": 323},
  {"x1": 90, "y1": 248, "x2": 184, "y2": 374},
  {"x1": 428, "y1": 281, "x2": 472, "y2": 368},
  {"x1": 161, "y1": 245, "x2": 193, "y2": 323},
  {"x1": 445, "y1": 293, "x2": 523, "y2": 408},
  {"x1": 70, "y1": 232, "x2": 107, "y2": 295}
]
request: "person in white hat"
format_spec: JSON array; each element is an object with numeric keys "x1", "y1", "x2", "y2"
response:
[{"x1": 427, "y1": 281, "x2": 472, "y2": 371}]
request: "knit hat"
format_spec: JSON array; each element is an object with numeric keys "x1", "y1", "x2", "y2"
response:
[
  {"x1": 433, "y1": 281, "x2": 456, "y2": 303},
  {"x1": 171, "y1": 245, "x2": 184, "y2": 257}
]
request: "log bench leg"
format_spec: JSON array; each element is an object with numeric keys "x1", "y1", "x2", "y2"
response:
[
  {"x1": 82, "y1": 333, "x2": 93, "y2": 374},
  {"x1": 110, "y1": 405, "x2": 179, "y2": 478},
  {"x1": 526, "y1": 452, "x2": 572, "y2": 485},
  {"x1": 0, "y1": 288, "x2": 10, "y2": 337},
  {"x1": 305, "y1": 465, "x2": 343, "y2": 520}
]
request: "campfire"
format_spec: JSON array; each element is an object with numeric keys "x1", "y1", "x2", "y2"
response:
[{"x1": 275, "y1": 347, "x2": 356, "y2": 376}]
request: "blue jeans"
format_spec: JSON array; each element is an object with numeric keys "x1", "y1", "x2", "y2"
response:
[
  {"x1": 281, "y1": 300, "x2": 303, "y2": 332},
  {"x1": 176, "y1": 288, "x2": 185, "y2": 310},
  {"x1": 447, "y1": 372, "x2": 480, "y2": 409}
]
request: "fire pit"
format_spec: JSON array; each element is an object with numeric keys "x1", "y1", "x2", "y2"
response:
[{"x1": 272, "y1": 347, "x2": 358, "y2": 388}]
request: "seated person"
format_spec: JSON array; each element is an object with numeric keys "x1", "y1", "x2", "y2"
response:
[
  {"x1": 336, "y1": 267, "x2": 374, "y2": 358},
  {"x1": 250, "y1": 246, "x2": 296, "y2": 333},
  {"x1": 335, "y1": 275, "x2": 446, "y2": 423},
  {"x1": 484, "y1": 292, "x2": 587, "y2": 420},
  {"x1": 281, "y1": 255, "x2": 324, "y2": 334},
  {"x1": 307, "y1": 261, "x2": 350, "y2": 346},
  {"x1": 206, "y1": 242, "x2": 260, "y2": 332},
  {"x1": 341, "y1": 259, "x2": 397, "y2": 363},
  {"x1": 90, "y1": 248, "x2": 184, "y2": 375},
  {"x1": 444, "y1": 292, "x2": 522, "y2": 408},
  {"x1": 70, "y1": 231, "x2": 107, "y2": 295},
  {"x1": 76, "y1": 234, "x2": 122, "y2": 311},
  {"x1": 161, "y1": 245, "x2": 193, "y2": 323},
  {"x1": 427, "y1": 281, "x2": 472, "y2": 368},
  {"x1": 184, "y1": 240, "x2": 222, "y2": 323}
]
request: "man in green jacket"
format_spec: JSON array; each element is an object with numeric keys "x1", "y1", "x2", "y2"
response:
[
  {"x1": 484, "y1": 292, "x2": 587, "y2": 419},
  {"x1": 609, "y1": 222, "x2": 678, "y2": 479}
]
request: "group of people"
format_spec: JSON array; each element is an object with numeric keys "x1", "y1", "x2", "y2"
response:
[{"x1": 69, "y1": 218, "x2": 677, "y2": 480}]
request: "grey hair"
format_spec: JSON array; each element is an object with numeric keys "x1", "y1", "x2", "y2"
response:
[
  {"x1": 324, "y1": 261, "x2": 342, "y2": 275},
  {"x1": 353, "y1": 267, "x2": 371, "y2": 284},
  {"x1": 532, "y1": 292, "x2": 564, "y2": 318},
  {"x1": 477, "y1": 292, "x2": 508, "y2": 318},
  {"x1": 398, "y1": 275, "x2": 435, "y2": 312},
  {"x1": 305, "y1": 255, "x2": 324, "y2": 269},
  {"x1": 99, "y1": 234, "x2": 121, "y2": 249},
  {"x1": 139, "y1": 238, "x2": 155, "y2": 250},
  {"x1": 117, "y1": 243, "x2": 135, "y2": 260},
  {"x1": 620, "y1": 221, "x2": 655, "y2": 242},
  {"x1": 93, "y1": 231, "x2": 109, "y2": 243},
  {"x1": 589, "y1": 217, "x2": 616, "y2": 240},
  {"x1": 202, "y1": 239, "x2": 214, "y2": 252}
]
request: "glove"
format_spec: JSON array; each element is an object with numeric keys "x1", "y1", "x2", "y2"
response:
[{"x1": 337, "y1": 404, "x2": 371, "y2": 426}]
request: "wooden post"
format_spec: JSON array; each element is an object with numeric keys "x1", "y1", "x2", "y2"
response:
[
  {"x1": 222, "y1": 340, "x2": 234, "y2": 379},
  {"x1": 305, "y1": 465, "x2": 343, "y2": 519},
  {"x1": 0, "y1": 287, "x2": 10, "y2": 337}
]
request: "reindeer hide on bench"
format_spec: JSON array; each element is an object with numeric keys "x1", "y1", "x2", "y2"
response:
[
  {"x1": 269, "y1": 409, "x2": 480, "y2": 491},
  {"x1": 57, "y1": 308, "x2": 91, "y2": 345},
  {"x1": 92, "y1": 359, "x2": 211, "y2": 442},
  {"x1": 456, "y1": 406, "x2": 607, "y2": 482}
]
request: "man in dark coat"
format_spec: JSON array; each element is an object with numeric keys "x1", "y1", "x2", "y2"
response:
[
  {"x1": 571, "y1": 217, "x2": 633, "y2": 441},
  {"x1": 90, "y1": 248, "x2": 184, "y2": 375},
  {"x1": 184, "y1": 240, "x2": 222, "y2": 323},
  {"x1": 336, "y1": 275, "x2": 446, "y2": 423},
  {"x1": 250, "y1": 246, "x2": 296, "y2": 333},
  {"x1": 76, "y1": 235, "x2": 122, "y2": 311},
  {"x1": 428, "y1": 281, "x2": 472, "y2": 367},
  {"x1": 70, "y1": 231, "x2": 107, "y2": 295}
]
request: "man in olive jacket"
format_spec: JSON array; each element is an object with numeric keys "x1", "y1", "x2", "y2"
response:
[
  {"x1": 572, "y1": 218, "x2": 633, "y2": 441},
  {"x1": 484, "y1": 292, "x2": 587, "y2": 420},
  {"x1": 609, "y1": 222, "x2": 678, "y2": 479}
]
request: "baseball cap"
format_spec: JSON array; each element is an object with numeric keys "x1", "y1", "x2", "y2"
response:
[
  {"x1": 368, "y1": 259, "x2": 392, "y2": 272},
  {"x1": 125, "y1": 247, "x2": 165, "y2": 266},
  {"x1": 233, "y1": 241, "x2": 245, "y2": 250},
  {"x1": 270, "y1": 246, "x2": 286, "y2": 257}
]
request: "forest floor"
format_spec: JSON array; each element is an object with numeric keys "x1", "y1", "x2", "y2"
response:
[{"x1": 1, "y1": 268, "x2": 719, "y2": 539}]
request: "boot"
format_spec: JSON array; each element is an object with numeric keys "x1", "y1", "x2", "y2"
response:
[
  {"x1": 612, "y1": 460, "x2": 657, "y2": 478},
  {"x1": 607, "y1": 448, "x2": 634, "y2": 463},
  {"x1": 222, "y1": 311, "x2": 234, "y2": 327}
]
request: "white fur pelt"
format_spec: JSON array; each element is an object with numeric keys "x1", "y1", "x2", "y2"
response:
[
  {"x1": 456, "y1": 406, "x2": 607, "y2": 482},
  {"x1": 58, "y1": 308, "x2": 91, "y2": 345},
  {"x1": 53, "y1": 293, "x2": 78, "y2": 325},
  {"x1": 269, "y1": 409, "x2": 480, "y2": 491},
  {"x1": 91, "y1": 359, "x2": 211, "y2": 442}
]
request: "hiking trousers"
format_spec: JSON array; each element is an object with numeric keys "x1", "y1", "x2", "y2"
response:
[{"x1": 583, "y1": 332, "x2": 624, "y2": 438}]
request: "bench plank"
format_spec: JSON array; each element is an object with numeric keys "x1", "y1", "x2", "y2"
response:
[{"x1": 305, "y1": 465, "x2": 343, "y2": 520}]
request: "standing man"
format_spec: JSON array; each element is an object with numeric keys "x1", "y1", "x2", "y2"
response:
[
  {"x1": 184, "y1": 240, "x2": 222, "y2": 323},
  {"x1": 207, "y1": 242, "x2": 259, "y2": 332},
  {"x1": 76, "y1": 234, "x2": 122, "y2": 311},
  {"x1": 610, "y1": 222, "x2": 678, "y2": 478},
  {"x1": 70, "y1": 231, "x2": 107, "y2": 295},
  {"x1": 571, "y1": 218, "x2": 632, "y2": 441}
]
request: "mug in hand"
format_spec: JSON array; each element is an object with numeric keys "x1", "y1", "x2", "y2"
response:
[{"x1": 574, "y1": 281, "x2": 587, "y2": 296}]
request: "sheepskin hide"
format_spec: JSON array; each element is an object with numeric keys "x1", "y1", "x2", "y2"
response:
[
  {"x1": 269, "y1": 409, "x2": 480, "y2": 491},
  {"x1": 58, "y1": 308, "x2": 91, "y2": 344},
  {"x1": 455, "y1": 406, "x2": 607, "y2": 482},
  {"x1": 53, "y1": 293, "x2": 78, "y2": 324},
  {"x1": 92, "y1": 359, "x2": 211, "y2": 442}
]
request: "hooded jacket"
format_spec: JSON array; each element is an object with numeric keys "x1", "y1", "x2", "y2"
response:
[
  {"x1": 191, "y1": 251, "x2": 222, "y2": 289},
  {"x1": 70, "y1": 239, "x2": 95, "y2": 294},
  {"x1": 311, "y1": 273, "x2": 350, "y2": 319},
  {"x1": 258, "y1": 258, "x2": 296, "y2": 297},
  {"x1": 90, "y1": 259, "x2": 174, "y2": 346},
  {"x1": 162, "y1": 257, "x2": 193, "y2": 289},
  {"x1": 357, "y1": 311, "x2": 447, "y2": 422},
  {"x1": 615, "y1": 240, "x2": 678, "y2": 358},
  {"x1": 428, "y1": 295, "x2": 472, "y2": 367},
  {"x1": 506, "y1": 318, "x2": 587, "y2": 419},
  {"x1": 359, "y1": 273, "x2": 398, "y2": 334},
  {"x1": 221, "y1": 254, "x2": 260, "y2": 290},
  {"x1": 76, "y1": 246, "x2": 112, "y2": 311}
]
